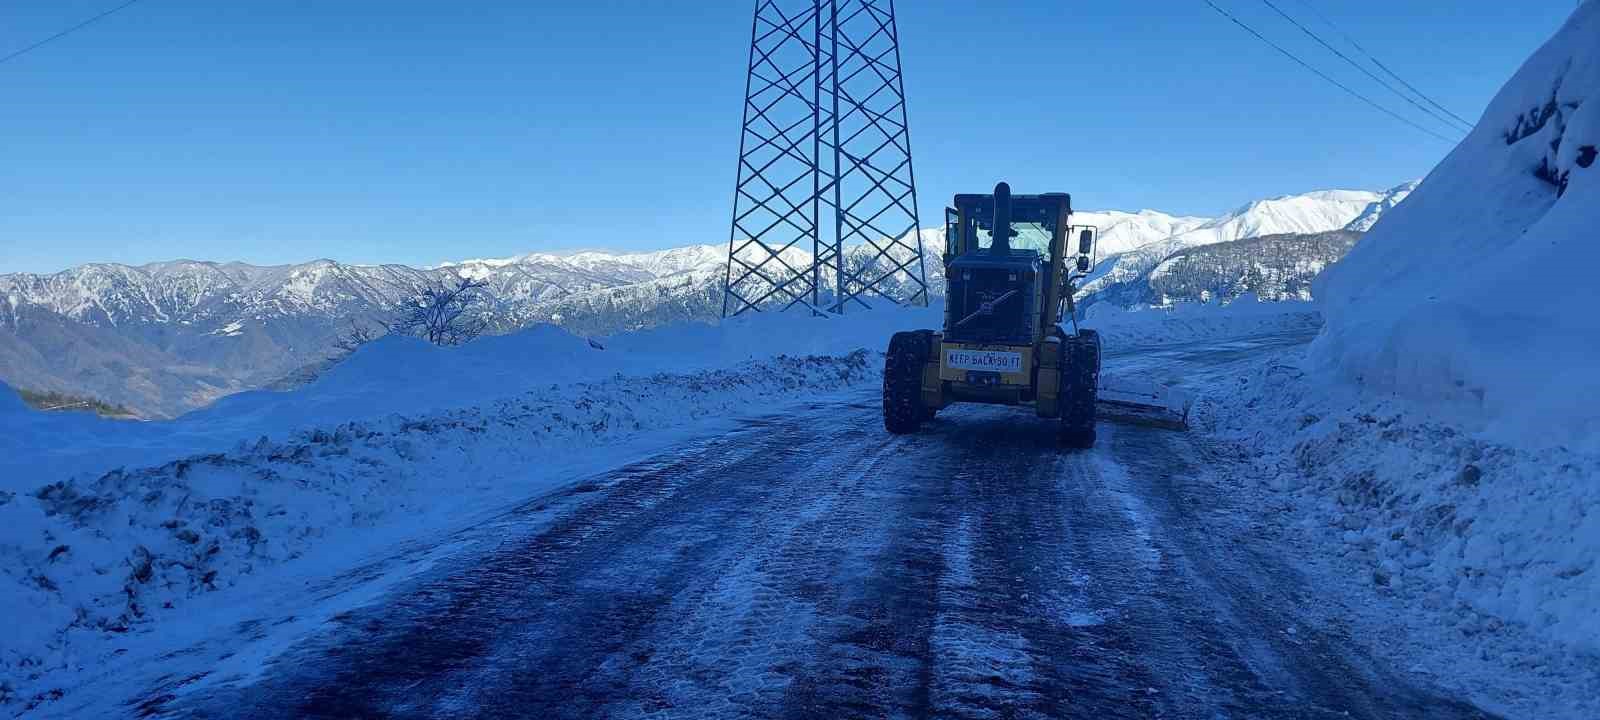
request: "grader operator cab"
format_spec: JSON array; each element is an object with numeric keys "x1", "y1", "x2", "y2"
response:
[{"x1": 882, "y1": 182, "x2": 1185, "y2": 447}]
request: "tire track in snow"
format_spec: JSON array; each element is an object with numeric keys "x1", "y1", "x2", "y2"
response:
[
  {"x1": 388, "y1": 410, "x2": 905, "y2": 719},
  {"x1": 583, "y1": 416, "x2": 916, "y2": 719},
  {"x1": 927, "y1": 510, "x2": 1041, "y2": 717},
  {"x1": 946, "y1": 417, "x2": 1170, "y2": 719},
  {"x1": 1078, "y1": 424, "x2": 1279, "y2": 717},
  {"x1": 161, "y1": 405, "x2": 885, "y2": 718},
  {"x1": 772, "y1": 429, "x2": 961, "y2": 717}
]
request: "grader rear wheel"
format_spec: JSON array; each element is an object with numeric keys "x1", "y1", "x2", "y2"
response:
[
  {"x1": 883, "y1": 330, "x2": 932, "y2": 434},
  {"x1": 1058, "y1": 329, "x2": 1101, "y2": 449}
]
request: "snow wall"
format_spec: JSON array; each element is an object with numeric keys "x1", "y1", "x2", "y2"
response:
[{"x1": 1312, "y1": 1, "x2": 1600, "y2": 450}]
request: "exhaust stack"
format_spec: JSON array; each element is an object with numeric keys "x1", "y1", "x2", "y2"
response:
[{"x1": 991, "y1": 181, "x2": 1012, "y2": 254}]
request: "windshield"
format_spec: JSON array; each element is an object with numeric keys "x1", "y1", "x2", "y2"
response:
[
  {"x1": 962, "y1": 200, "x2": 1059, "y2": 255},
  {"x1": 975, "y1": 221, "x2": 1053, "y2": 254}
]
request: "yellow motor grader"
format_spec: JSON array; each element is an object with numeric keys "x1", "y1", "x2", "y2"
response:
[{"x1": 882, "y1": 182, "x2": 1186, "y2": 447}]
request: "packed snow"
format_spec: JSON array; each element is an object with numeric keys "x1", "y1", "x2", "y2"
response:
[{"x1": 1312, "y1": 1, "x2": 1600, "y2": 453}]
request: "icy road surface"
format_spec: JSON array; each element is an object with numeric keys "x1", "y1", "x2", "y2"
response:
[{"x1": 140, "y1": 332, "x2": 1496, "y2": 720}]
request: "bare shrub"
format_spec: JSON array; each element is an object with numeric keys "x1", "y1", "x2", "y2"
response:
[{"x1": 389, "y1": 277, "x2": 491, "y2": 346}]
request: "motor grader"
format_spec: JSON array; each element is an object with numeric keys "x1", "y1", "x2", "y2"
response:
[{"x1": 882, "y1": 182, "x2": 1184, "y2": 447}]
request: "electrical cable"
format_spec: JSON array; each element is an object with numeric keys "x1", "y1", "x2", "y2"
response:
[
  {"x1": 1201, "y1": 0, "x2": 1459, "y2": 143},
  {"x1": 1262, "y1": 0, "x2": 1470, "y2": 134},
  {"x1": 0, "y1": 0, "x2": 143, "y2": 68},
  {"x1": 1293, "y1": 0, "x2": 1477, "y2": 129}
]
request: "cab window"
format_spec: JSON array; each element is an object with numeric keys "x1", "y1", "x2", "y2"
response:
[
  {"x1": 962, "y1": 201, "x2": 1058, "y2": 255},
  {"x1": 974, "y1": 221, "x2": 1053, "y2": 254}
]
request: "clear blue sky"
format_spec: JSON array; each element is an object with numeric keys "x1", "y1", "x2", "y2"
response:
[{"x1": 0, "y1": 1, "x2": 1577, "y2": 273}]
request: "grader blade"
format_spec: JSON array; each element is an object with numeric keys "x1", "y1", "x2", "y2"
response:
[{"x1": 1096, "y1": 376, "x2": 1191, "y2": 431}]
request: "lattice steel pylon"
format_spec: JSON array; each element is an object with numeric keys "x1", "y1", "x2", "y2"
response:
[{"x1": 721, "y1": 0, "x2": 927, "y2": 318}]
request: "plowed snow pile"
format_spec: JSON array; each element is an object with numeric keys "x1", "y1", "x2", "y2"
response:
[
  {"x1": 1312, "y1": 1, "x2": 1600, "y2": 451},
  {"x1": 1213, "y1": 360, "x2": 1600, "y2": 711},
  {"x1": 1215, "y1": 1, "x2": 1600, "y2": 698}
]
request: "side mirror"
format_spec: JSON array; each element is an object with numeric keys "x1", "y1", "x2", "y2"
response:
[
  {"x1": 1076, "y1": 255, "x2": 1090, "y2": 273},
  {"x1": 1078, "y1": 229, "x2": 1094, "y2": 255}
]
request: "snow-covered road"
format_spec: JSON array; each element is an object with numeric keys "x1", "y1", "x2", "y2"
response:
[{"x1": 124, "y1": 331, "x2": 1496, "y2": 720}]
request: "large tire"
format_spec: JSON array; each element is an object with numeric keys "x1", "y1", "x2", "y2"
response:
[
  {"x1": 883, "y1": 330, "x2": 932, "y2": 434},
  {"x1": 1059, "y1": 329, "x2": 1101, "y2": 448}
]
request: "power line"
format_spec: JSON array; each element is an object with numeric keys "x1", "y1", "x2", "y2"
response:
[
  {"x1": 1293, "y1": 0, "x2": 1476, "y2": 130},
  {"x1": 1262, "y1": 0, "x2": 1470, "y2": 134},
  {"x1": 1201, "y1": 0, "x2": 1459, "y2": 144},
  {"x1": 0, "y1": 0, "x2": 144, "y2": 68}
]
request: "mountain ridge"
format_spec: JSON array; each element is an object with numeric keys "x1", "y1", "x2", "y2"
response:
[{"x1": 1, "y1": 184, "x2": 1412, "y2": 416}]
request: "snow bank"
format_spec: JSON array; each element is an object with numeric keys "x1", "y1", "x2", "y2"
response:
[
  {"x1": 2, "y1": 305, "x2": 942, "y2": 491},
  {"x1": 1312, "y1": 2, "x2": 1600, "y2": 451},
  {"x1": 1211, "y1": 355, "x2": 1600, "y2": 668},
  {"x1": 190, "y1": 306, "x2": 944, "y2": 434}
]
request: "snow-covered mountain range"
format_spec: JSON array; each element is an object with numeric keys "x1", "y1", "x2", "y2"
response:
[
  {"x1": 0, "y1": 184, "x2": 1414, "y2": 416},
  {"x1": 1077, "y1": 182, "x2": 1416, "y2": 308}
]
